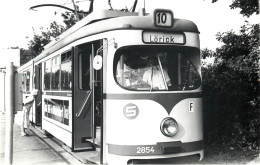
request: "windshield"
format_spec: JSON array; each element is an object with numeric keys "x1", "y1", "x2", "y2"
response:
[{"x1": 114, "y1": 46, "x2": 201, "y2": 91}]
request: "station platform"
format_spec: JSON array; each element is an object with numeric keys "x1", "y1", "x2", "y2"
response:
[{"x1": 0, "y1": 111, "x2": 95, "y2": 165}]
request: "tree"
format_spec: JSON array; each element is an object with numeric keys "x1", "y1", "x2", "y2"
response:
[
  {"x1": 202, "y1": 22, "x2": 259, "y2": 151},
  {"x1": 215, "y1": 23, "x2": 259, "y2": 58},
  {"x1": 201, "y1": 48, "x2": 216, "y2": 59},
  {"x1": 230, "y1": 0, "x2": 259, "y2": 17},
  {"x1": 215, "y1": 23, "x2": 259, "y2": 73},
  {"x1": 212, "y1": 0, "x2": 259, "y2": 17},
  {"x1": 61, "y1": 11, "x2": 87, "y2": 29},
  {"x1": 28, "y1": 28, "x2": 51, "y2": 55},
  {"x1": 28, "y1": 21, "x2": 66, "y2": 56},
  {"x1": 27, "y1": 10, "x2": 88, "y2": 57},
  {"x1": 23, "y1": 11, "x2": 86, "y2": 65},
  {"x1": 20, "y1": 48, "x2": 34, "y2": 65}
]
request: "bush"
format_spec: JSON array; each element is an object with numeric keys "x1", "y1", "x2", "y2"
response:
[{"x1": 202, "y1": 62, "x2": 259, "y2": 151}]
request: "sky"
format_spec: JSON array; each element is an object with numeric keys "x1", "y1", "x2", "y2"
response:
[{"x1": 0, "y1": 0, "x2": 259, "y2": 50}]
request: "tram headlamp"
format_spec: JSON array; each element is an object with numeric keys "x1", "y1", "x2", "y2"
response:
[{"x1": 160, "y1": 117, "x2": 178, "y2": 137}]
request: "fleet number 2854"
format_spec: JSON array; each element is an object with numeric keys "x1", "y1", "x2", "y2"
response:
[{"x1": 136, "y1": 147, "x2": 155, "y2": 154}]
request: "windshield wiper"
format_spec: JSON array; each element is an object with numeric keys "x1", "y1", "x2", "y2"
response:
[
  {"x1": 150, "y1": 66, "x2": 153, "y2": 92},
  {"x1": 157, "y1": 55, "x2": 168, "y2": 90}
]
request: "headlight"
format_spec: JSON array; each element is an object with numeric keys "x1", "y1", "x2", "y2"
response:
[{"x1": 160, "y1": 117, "x2": 178, "y2": 137}]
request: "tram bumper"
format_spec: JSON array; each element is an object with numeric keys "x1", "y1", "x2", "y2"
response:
[
  {"x1": 107, "y1": 150, "x2": 204, "y2": 165},
  {"x1": 106, "y1": 141, "x2": 204, "y2": 165}
]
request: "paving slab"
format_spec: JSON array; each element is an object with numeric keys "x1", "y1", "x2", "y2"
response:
[{"x1": 0, "y1": 112, "x2": 72, "y2": 165}]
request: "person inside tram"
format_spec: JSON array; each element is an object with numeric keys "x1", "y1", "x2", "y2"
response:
[
  {"x1": 21, "y1": 89, "x2": 38, "y2": 136},
  {"x1": 142, "y1": 55, "x2": 172, "y2": 90}
]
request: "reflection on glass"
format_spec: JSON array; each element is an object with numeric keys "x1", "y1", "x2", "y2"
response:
[
  {"x1": 79, "y1": 52, "x2": 90, "y2": 90},
  {"x1": 44, "y1": 98, "x2": 69, "y2": 126},
  {"x1": 23, "y1": 72, "x2": 27, "y2": 92},
  {"x1": 44, "y1": 99, "x2": 48, "y2": 116},
  {"x1": 44, "y1": 60, "x2": 51, "y2": 90},
  {"x1": 51, "y1": 66, "x2": 60, "y2": 90},
  {"x1": 51, "y1": 56, "x2": 61, "y2": 90},
  {"x1": 26, "y1": 70, "x2": 30, "y2": 91},
  {"x1": 61, "y1": 51, "x2": 72, "y2": 90},
  {"x1": 52, "y1": 99, "x2": 63, "y2": 123},
  {"x1": 64, "y1": 101, "x2": 69, "y2": 125}
]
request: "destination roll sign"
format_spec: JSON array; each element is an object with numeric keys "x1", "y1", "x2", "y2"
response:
[{"x1": 142, "y1": 31, "x2": 185, "y2": 44}]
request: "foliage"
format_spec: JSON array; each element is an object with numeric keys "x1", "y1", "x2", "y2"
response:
[
  {"x1": 27, "y1": 28, "x2": 51, "y2": 56},
  {"x1": 230, "y1": 0, "x2": 259, "y2": 17},
  {"x1": 28, "y1": 21, "x2": 66, "y2": 56},
  {"x1": 27, "y1": 10, "x2": 87, "y2": 59},
  {"x1": 20, "y1": 48, "x2": 34, "y2": 65},
  {"x1": 202, "y1": 23, "x2": 260, "y2": 152},
  {"x1": 49, "y1": 21, "x2": 66, "y2": 38},
  {"x1": 61, "y1": 11, "x2": 87, "y2": 29},
  {"x1": 212, "y1": 0, "x2": 259, "y2": 17},
  {"x1": 215, "y1": 23, "x2": 259, "y2": 60},
  {"x1": 201, "y1": 48, "x2": 216, "y2": 59}
]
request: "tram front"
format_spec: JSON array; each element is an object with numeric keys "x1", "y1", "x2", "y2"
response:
[{"x1": 103, "y1": 9, "x2": 203, "y2": 164}]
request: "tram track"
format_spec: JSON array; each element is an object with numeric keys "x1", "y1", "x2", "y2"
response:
[
  {"x1": 29, "y1": 127, "x2": 72, "y2": 164},
  {"x1": 29, "y1": 125, "x2": 96, "y2": 164}
]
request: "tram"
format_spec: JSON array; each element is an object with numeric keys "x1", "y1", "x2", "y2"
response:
[{"x1": 18, "y1": 7, "x2": 203, "y2": 164}]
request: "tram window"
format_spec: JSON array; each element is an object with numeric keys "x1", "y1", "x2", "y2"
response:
[
  {"x1": 52, "y1": 99, "x2": 63, "y2": 123},
  {"x1": 22, "y1": 72, "x2": 26, "y2": 91},
  {"x1": 44, "y1": 98, "x2": 69, "y2": 126},
  {"x1": 48, "y1": 99, "x2": 53, "y2": 118},
  {"x1": 61, "y1": 51, "x2": 72, "y2": 62},
  {"x1": 79, "y1": 52, "x2": 90, "y2": 90},
  {"x1": 44, "y1": 59, "x2": 51, "y2": 90},
  {"x1": 51, "y1": 56, "x2": 61, "y2": 90},
  {"x1": 114, "y1": 46, "x2": 201, "y2": 91},
  {"x1": 26, "y1": 70, "x2": 30, "y2": 91},
  {"x1": 44, "y1": 99, "x2": 48, "y2": 117},
  {"x1": 63, "y1": 101, "x2": 69, "y2": 125},
  {"x1": 61, "y1": 51, "x2": 72, "y2": 90}
]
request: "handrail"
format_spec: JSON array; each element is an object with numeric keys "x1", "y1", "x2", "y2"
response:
[
  {"x1": 96, "y1": 38, "x2": 116, "y2": 55},
  {"x1": 76, "y1": 91, "x2": 91, "y2": 117}
]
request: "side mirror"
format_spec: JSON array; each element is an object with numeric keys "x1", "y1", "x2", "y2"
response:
[{"x1": 93, "y1": 55, "x2": 103, "y2": 70}]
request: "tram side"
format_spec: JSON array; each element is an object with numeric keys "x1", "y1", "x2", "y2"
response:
[
  {"x1": 18, "y1": 50, "x2": 74, "y2": 147},
  {"x1": 18, "y1": 34, "x2": 105, "y2": 152}
]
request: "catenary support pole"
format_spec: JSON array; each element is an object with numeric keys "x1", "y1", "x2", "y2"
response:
[{"x1": 5, "y1": 62, "x2": 14, "y2": 165}]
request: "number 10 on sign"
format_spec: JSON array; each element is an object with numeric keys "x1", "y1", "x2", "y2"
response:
[{"x1": 154, "y1": 10, "x2": 173, "y2": 27}]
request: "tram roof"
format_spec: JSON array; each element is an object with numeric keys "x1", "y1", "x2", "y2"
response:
[{"x1": 32, "y1": 9, "x2": 199, "y2": 64}]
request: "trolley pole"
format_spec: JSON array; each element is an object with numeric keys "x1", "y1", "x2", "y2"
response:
[
  {"x1": 71, "y1": 0, "x2": 80, "y2": 21},
  {"x1": 5, "y1": 62, "x2": 14, "y2": 165}
]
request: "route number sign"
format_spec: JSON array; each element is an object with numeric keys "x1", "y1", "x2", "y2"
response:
[{"x1": 154, "y1": 9, "x2": 173, "y2": 27}]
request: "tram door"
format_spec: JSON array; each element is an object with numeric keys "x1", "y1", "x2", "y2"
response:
[
  {"x1": 73, "y1": 44, "x2": 94, "y2": 151},
  {"x1": 35, "y1": 64, "x2": 42, "y2": 126}
]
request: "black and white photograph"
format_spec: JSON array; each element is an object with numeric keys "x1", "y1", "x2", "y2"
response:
[{"x1": 0, "y1": 0, "x2": 259, "y2": 164}]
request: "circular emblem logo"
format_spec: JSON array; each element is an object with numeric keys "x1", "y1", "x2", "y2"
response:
[{"x1": 123, "y1": 103, "x2": 139, "y2": 119}]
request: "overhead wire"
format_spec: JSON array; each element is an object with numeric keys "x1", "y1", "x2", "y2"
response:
[
  {"x1": 47, "y1": 0, "x2": 69, "y2": 25},
  {"x1": 61, "y1": 0, "x2": 90, "y2": 6}
]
